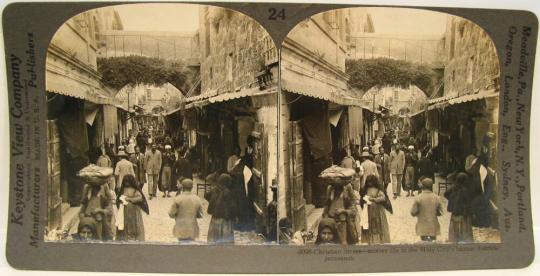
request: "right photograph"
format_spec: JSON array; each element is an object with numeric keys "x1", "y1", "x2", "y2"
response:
[{"x1": 278, "y1": 7, "x2": 501, "y2": 245}]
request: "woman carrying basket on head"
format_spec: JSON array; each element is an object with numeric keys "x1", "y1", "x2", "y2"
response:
[{"x1": 320, "y1": 166, "x2": 359, "y2": 245}]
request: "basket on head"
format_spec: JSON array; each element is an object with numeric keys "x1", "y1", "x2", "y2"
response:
[
  {"x1": 77, "y1": 164, "x2": 113, "y2": 186},
  {"x1": 318, "y1": 165, "x2": 355, "y2": 186}
]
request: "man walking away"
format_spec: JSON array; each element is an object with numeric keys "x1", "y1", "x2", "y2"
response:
[
  {"x1": 168, "y1": 179, "x2": 203, "y2": 243},
  {"x1": 410, "y1": 178, "x2": 443, "y2": 242}
]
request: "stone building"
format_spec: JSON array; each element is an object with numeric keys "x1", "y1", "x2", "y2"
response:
[
  {"x1": 279, "y1": 9, "x2": 375, "y2": 232},
  {"x1": 165, "y1": 6, "x2": 278, "y2": 235},
  {"x1": 364, "y1": 85, "x2": 428, "y2": 115},
  {"x1": 197, "y1": 7, "x2": 276, "y2": 94},
  {"x1": 427, "y1": 16, "x2": 500, "y2": 172},
  {"x1": 116, "y1": 82, "x2": 184, "y2": 114},
  {"x1": 45, "y1": 7, "x2": 123, "y2": 232},
  {"x1": 441, "y1": 16, "x2": 500, "y2": 98}
]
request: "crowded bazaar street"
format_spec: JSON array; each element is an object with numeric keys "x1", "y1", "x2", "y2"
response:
[
  {"x1": 304, "y1": 184, "x2": 500, "y2": 245},
  {"x1": 140, "y1": 178, "x2": 267, "y2": 245},
  {"x1": 381, "y1": 188, "x2": 500, "y2": 244},
  {"x1": 44, "y1": 4, "x2": 502, "y2": 248}
]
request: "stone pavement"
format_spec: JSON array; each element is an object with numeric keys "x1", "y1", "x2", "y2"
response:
[
  {"x1": 141, "y1": 180, "x2": 266, "y2": 244},
  {"x1": 306, "y1": 184, "x2": 501, "y2": 245},
  {"x1": 49, "y1": 176, "x2": 267, "y2": 245}
]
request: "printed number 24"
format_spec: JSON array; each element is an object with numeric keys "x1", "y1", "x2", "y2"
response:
[{"x1": 268, "y1": 8, "x2": 286, "y2": 20}]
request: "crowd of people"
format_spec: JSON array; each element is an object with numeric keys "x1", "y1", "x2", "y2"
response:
[
  {"x1": 312, "y1": 126, "x2": 499, "y2": 246},
  {"x1": 73, "y1": 127, "x2": 276, "y2": 244}
]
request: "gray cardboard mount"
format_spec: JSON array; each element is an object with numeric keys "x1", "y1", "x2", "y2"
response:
[{"x1": 2, "y1": 1, "x2": 537, "y2": 273}]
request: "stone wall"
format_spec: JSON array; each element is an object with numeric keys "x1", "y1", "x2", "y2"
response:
[
  {"x1": 443, "y1": 16, "x2": 500, "y2": 97},
  {"x1": 199, "y1": 7, "x2": 273, "y2": 95}
]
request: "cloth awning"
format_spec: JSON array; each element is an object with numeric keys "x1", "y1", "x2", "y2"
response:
[
  {"x1": 328, "y1": 108, "x2": 344, "y2": 127},
  {"x1": 428, "y1": 90, "x2": 498, "y2": 110},
  {"x1": 166, "y1": 86, "x2": 277, "y2": 114},
  {"x1": 281, "y1": 73, "x2": 363, "y2": 107},
  {"x1": 185, "y1": 89, "x2": 218, "y2": 103},
  {"x1": 47, "y1": 72, "x2": 118, "y2": 105},
  {"x1": 348, "y1": 106, "x2": 363, "y2": 145},
  {"x1": 410, "y1": 109, "x2": 425, "y2": 117},
  {"x1": 103, "y1": 105, "x2": 118, "y2": 140},
  {"x1": 46, "y1": 45, "x2": 119, "y2": 106}
]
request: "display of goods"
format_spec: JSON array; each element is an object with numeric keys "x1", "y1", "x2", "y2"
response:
[
  {"x1": 318, "y1": 165, "x2": 355, "y2": 185},
  {"x1": 77, "y1": 164, "x2": 113, "y2": 185}
]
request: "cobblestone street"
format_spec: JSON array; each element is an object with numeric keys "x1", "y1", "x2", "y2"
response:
[
  {"x1": 384, "y1": 188, "x2": 451, "y2": 244},
  {"x1": 306, "y1": 184, "x2": 501, "y2": 245},
  {"x1": 140, "y1": 184, "x2": 267, "y2": 245},
  {"x1": 381, "y1": 185, "x2": 500, "y2": 244}
]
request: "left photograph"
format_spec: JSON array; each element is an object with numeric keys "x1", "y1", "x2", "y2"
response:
[{"x1": 45, "y1": 3, "x2": 279, "y2": 245}]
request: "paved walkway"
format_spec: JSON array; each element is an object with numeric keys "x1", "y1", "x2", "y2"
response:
[
  {"x1": 307, "y1": 183, "x2": 501, "y2": 245},
  {"x1": 49, "y1": 177, "x2": 267, "y2": 245}
]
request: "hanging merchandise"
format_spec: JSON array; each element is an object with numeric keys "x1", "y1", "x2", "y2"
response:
[
  {"x1": 103, "y1": 105, "x2": 118, "y2": 140},
  {"x1": 328, "y1": 108, "x2": 344, "y2": 127},
  {"x1": 57, "y1": 98, "x2": 89, "y2": 158},
  {"x1": 432, "y1": 130, "x2": 439, "y2": 148},
  {"x1": 84, "y1": 102, "x2": 100, "y2": 126},
  {"x1": 302, "y1": 103, "x2": 332, "y2": 160},
  {"x1": 347, "y1": 106, "x2": 363, "y2": 145}
]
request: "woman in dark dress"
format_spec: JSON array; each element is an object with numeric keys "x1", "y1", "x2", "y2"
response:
[
  {"x1": 403, "y1": 145, "x2": 418, "y2": 196},
  {"x1": 322, "y1": 181, "x2": 358, "y2": 245},
  {"x1": 360, "y1": 175, "x2": 391, "y2": 244},
  {"x1": 444, "y1": 172, "x2": 473, "y2": 243},
  {"x1": 205, "y1": 173, "x2": 236, "y2": 244},
  {"x1": 116, "y1": 175, "x2": 149, "y2": 241}
]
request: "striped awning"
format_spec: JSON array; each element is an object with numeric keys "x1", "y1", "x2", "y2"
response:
[
  {"x1": 46, "y1": 45, "x2": 119, "y2": 105},
  {"x1": 281, "y1": 73, "x2": 363, "y2": 107},
  {"x1": 47, "y1": 71, "x2": 119, "y2": 105},
  {"x1": 165, "y1": 86, "x2": 277, "y2": 115},
  {"x1": 428, "y1": 90, "x2": 498, "y2": 110}
]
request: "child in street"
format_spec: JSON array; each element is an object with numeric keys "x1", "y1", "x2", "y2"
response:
[
  {"x1": 315, "y1": 218, "x2": 340, "y2": 245},
  {"x1": 410, "y1": 178, "x2": 443, "y2": 242}
]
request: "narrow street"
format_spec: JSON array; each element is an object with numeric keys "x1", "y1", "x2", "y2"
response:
[
  {"x1": 384, "y1": 188, "x2": 451, "y2": 244},
  {"x1": 140, "y1": 180, "x2": 267, "y2": 245},
  {"x1": 306, "y1": 182, "x2": 501, "y2": 245},
  {"x1": 382, "y1": 185, "x2": 500, "y2": 244}
]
